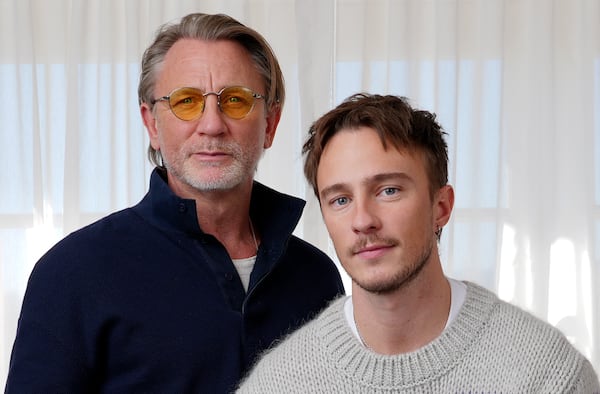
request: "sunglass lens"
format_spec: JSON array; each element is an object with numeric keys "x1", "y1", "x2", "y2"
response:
[
  {"x1": 220, "y1": 87, "x2": 256, "y2": 119},
  {"x1": 169, "y1": 88, "x2": 205, "y2": 120}
]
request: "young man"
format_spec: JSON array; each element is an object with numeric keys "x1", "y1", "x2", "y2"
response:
[
  {"x1": 5, "y1": 13, "x2": 344, "y2": 393},
  {"x1": 237, "y1": 93, "x2": 599, "y2": 393}
]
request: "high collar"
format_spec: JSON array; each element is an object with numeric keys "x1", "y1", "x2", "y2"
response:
[{"x1": 134, "y1": 168, "x2": 306, "y2": 248}]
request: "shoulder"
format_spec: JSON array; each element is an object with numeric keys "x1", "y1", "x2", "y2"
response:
[
  {"x1": 464, "y1": 282, "x2": 599, "y2": 389},
  {"x1": 25, "y1": 207, "x2": 146, "y2": 292},
  {"x1": 283, "y1": 234, "x2": 340, "y2": 273},
  {"x1": 238, "y1": 298, "x2": 347, "y2": 392},
  {"x1": 287, "y1": 235, "x2": 333, "y2": 262},
  {"x1": 36, "y1": 208, "x2": 138, "y2": 262},
  {"x1": 269, "y1": 296, "x2": 345, "y2": 351},
  {"x1": 466, "y1": 282, "x2": 577, "y2": 347},
  {"x1": 282, "y1": 236, "x2": 344, "y2": 293}
]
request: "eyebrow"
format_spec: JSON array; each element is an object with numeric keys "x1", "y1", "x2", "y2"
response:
[{"x1": 319, "y1": 172, "x2": 413, "y2": 200}]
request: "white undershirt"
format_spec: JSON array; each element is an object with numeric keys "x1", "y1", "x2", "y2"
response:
[
  {"x1": 345, "y1": 277, "x2": 467, "y2": 347},
  {"x1": 232, "y1": 256, "x2": 257, "y2": 292}
]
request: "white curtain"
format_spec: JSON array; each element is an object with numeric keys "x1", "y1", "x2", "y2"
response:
[{"x1": 1, "y1": 0, "x2": 599, "y2": 385}]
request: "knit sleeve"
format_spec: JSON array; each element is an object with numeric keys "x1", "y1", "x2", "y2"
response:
[{"x1": 568, "y1": 358, "x2": 600, "y2": 394}]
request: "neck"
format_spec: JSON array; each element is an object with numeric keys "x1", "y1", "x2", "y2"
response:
[
  {"x1": 177, "y1": 180, "x2": 259, "y2": 259},
  {"x1": 352, "y1": 261, "x2": 450, "y2": 355}
]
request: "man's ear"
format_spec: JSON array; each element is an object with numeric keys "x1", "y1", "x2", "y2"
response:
[
  {"x1": 263, "y1": 105, "x2": 282, "y2": 149},
  {"x1": 434, "y1": 185, "x2": 454, "y2": 227},
  {"x1": 141, "y1": 103, "x2": 160, "y2": 150}
]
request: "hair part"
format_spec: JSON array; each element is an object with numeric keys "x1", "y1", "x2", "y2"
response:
[
  {"x1": 138, "y1": 13, "x2": 285, "y2": 167},
  {"x1": 303, "y1": 93, "x2": 449, "y2": 201}
]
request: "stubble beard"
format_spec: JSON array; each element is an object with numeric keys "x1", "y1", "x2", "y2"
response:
[
  {"x1": 349, "y1": 233, "x2": 436, "y2": 295},
  {"x1": 164, "y1": 140, "x2": 263, "y2": 192}
]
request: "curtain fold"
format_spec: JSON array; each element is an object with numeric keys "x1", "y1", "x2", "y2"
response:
[{"x1": 1, "y1": 0, "x2": 599, "y2": 385}]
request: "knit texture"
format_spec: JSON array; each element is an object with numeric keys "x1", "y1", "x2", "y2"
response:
[{"x1": 237, "y1": 282, "x2": 600, "y2": 393}]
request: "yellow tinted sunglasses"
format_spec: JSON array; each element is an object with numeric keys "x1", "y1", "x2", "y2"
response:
[{"x1": 151, "y1": 86, "x2": 264, "y2": 121}]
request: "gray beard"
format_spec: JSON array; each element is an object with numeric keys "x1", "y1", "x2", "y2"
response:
[
  {"x1": 163, "y1": 141, "x2": 263, "y2": 192},
  {"x1": 174, "y1": 159, "x2": 250, "y2": 191}
]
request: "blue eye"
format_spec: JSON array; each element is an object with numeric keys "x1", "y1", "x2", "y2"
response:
[
  {"x1": 382, "y1": 187, "x2": 398, "y2": 196},
  {"x1": 332, "y1": 196, "x2": 349, "y2": 207}
]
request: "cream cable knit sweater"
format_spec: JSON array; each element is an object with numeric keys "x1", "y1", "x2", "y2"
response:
[{"x1": 237, "y1": 282, "x2": 599, "y2": 393}]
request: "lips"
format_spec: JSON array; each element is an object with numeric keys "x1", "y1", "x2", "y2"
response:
[
  {"x1": 356, "y1": 244, "x2": 389, "y2": 253},
  {"x1": 190, "y1": 143, "x2": 234, "y2": 160},
  {"x1": 191, "y1": 150, "x2": 230, "y2": 163},
  {"x1": 352, "y1": 241, "x2": 396, "y2": 260},
  {"x1": 196, "y1": 150, "x2": 228, "y2": 157},
  {"x1": 350, "y1": 234, "x2": 398, "y2": 258},
  {"x1": 190, "y1": 141, "x2": 240, "y2": 161}
]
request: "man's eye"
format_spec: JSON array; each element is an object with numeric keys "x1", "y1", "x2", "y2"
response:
[
  {"x1": 332, "y1": 196, "x2": 349, "y2": 207},
  {"x1": 381, "y1": 187, "x2": 399, "y2": 196},
  {"x1": 175, "y1": 96, "x2": 198, "y2": 106}
]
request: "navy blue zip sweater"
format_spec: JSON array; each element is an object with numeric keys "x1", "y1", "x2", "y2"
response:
[{"x1": 5, "y1": 168, "x2": 345, "y2": 393}]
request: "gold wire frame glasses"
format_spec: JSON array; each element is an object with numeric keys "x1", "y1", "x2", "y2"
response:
[{"x1": 151, "y1": 86, "x2": 264, "y2": 121}]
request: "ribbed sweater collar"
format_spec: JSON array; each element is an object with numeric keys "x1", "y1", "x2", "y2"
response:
[{"x1": 316, "y1": 282, "x2": 496, "y2": 389}]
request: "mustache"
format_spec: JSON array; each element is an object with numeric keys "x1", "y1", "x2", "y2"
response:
[
  {"x1": 350, "y1": 235, "x2": 399, "y2": 255},
  {"x1": 189, "y1": 141, "x2": 242, "y2": 156}
]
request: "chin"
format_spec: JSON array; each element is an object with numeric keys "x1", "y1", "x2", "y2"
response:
[
  {"x1": 353, "y1": 277, "x2": 404, "y2": 295},
  {"x1": 352, "y1": 259, "x2": 428, "y2": 295}
]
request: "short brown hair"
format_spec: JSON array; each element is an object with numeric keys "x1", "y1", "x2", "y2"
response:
[
  {"x1": 138, "y1": 13, "x2": 285, "y2": 167},
  {"x1": 303, "y1": 93, "x2": 448, "y2": 200}
]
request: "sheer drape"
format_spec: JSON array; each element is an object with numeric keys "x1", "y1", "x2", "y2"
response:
[{"x1": 1, "y1": 0, "x2": 599, "y2": 385}]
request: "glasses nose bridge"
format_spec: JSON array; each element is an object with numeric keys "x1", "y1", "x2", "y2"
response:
[{"x1": 202, "y1": 90, "x2": 224, "y2": 112}]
